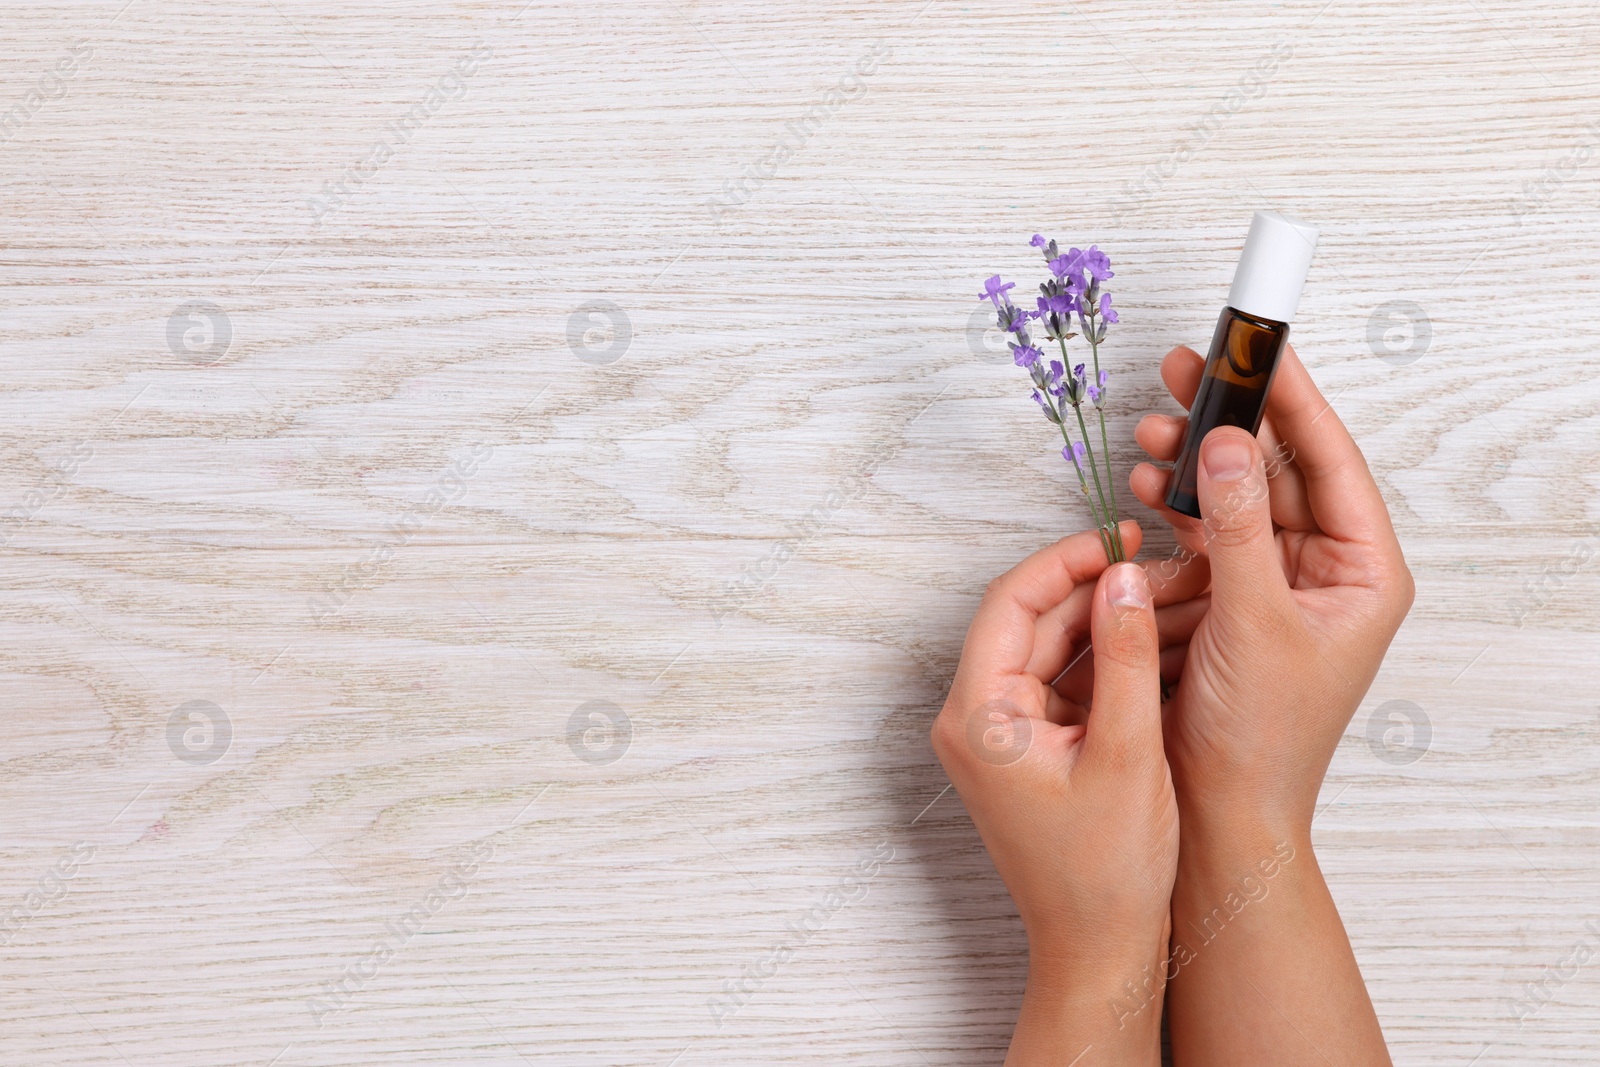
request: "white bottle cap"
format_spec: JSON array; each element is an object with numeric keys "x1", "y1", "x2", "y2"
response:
[{"x1": 1226, "y1": 210, "x2": 1318, "y2": 324}]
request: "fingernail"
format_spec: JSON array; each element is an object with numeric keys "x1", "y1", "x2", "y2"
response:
[
  {"x1": 1106, "y1": 563, "x2": 1150, "y2": 610},
  {"x1": 1202, "y1": 435, "x2": 1254, "y2": 483}
]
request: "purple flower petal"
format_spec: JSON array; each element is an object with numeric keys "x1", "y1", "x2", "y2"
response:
[
  {"x1": 997, "y1": 302, "x2": 1031, "y2": 336},
  {"x1": 1047, "y1": 250, "x2": 1084, "y2": 282},
  {"x1": 1011, "y1": 343, "x2": 1042, "y2": 368},
  {"x1": 979, "y1": 275, "x2": 1016, "y2": 308},
  {"x1": 1083, "y1": 246, "x2": 1114, "y2": 282}
]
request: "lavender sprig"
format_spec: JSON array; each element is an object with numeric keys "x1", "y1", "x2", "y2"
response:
[
  {"x1": 979, "y1": 238, "x2": 1127, "y2": 562},
  {"x1": 1062, "y1": 438, "x2": 1112, "y2": 561}
]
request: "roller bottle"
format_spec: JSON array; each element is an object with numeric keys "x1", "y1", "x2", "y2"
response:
[{"x1": 1165, "y1": 210, "x2": 1318, "y2": 519}]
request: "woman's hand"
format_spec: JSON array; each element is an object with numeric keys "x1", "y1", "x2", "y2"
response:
[
  {"x1": 1128, "y1": 344, "x2": 1415, "y2": 836},
  {"x1": 1126, "y1": 343, "x2": 1409, "y2": 1066},
  {"x1": 931, "y1": 522, "x2": 1178, "y2": 1064}
]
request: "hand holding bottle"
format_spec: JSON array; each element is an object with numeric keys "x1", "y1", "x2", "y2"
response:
[
  {"x1": 1129, "y1": 342, "x2": 1414, "y2": 834},
  {"x1": 1127, "y1": 342, "x2": 1408, "y2": 1066}
]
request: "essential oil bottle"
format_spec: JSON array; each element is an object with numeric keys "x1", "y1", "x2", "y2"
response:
[{"x1": 1165, "y1": 210, "x2": 1318, "y2": 518}]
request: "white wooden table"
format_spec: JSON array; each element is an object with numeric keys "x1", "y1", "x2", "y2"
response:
[{"x1": 1, "y1": 2, "x2": 1597, "y2": 1063}]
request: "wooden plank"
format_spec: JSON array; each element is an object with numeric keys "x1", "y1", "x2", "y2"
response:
[{"x1": 0, "y1": 1, "x2": 1596, "y2": 1063}]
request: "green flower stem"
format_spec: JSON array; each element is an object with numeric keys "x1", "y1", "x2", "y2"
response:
[
  {"x1": 1088, "y1": 333, "x2": 1124, "y2": 556},
  {"x1": 1058, "y1": 334, "x2": 1122, "y2": 562},
  {"x1": 1072, "y1": 403, "x2": 1123, "y2": 562},
  {"x1": 1085, "y1": 489, "x2": 1113, "y2": 560},
  {"x1": 1056, "y1": 421, "x2": 1112, "y2": 561}
]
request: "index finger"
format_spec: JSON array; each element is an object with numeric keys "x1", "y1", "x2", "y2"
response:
[
  {"x1": 960, "y1": 521, "x2": 1142, "y2": 679},
  {"x1": 1265, "y1": 345, "x2": 1399, "y2": 548}
]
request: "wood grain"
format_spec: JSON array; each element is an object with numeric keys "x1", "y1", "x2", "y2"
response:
[{"x1": 1, "y1": 1, "x2": 1598, "y2": 1063}]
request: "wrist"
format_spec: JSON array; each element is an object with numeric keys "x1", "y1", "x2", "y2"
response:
[
  {"x1": 1170, "y1": 822, "x2": 1313, "y2": 963},
  {"x1": 1024, "y1": 930, "x2": 1169, "y2": 1046},
  {"x1": 1175, "y1": 791, "x2": 1311, "y2": 871}
]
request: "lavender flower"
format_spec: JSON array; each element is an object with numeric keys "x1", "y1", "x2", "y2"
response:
[
  {"x1": 1034, "y1": 290, "x2": 1074, "y2": 341},
  {"x1": 1061, "y1": 365, "x2": 1084, "y2": 406},
  {"x1": 1048, "y1": 254, "x2": 1088, "y2": 297},
  {"x1": 1063, "y1": 440, "x2": 1087, "y2": 472},
  {"x1": 1046, "y1": 251, "x2": 1078, "y2": 280},
  {"x1": 979, "y1": 236, "x2": 1126, "y2": 562},
  {"x1": 979, "y1": 275, "x2": 1015, "y2": 309},
  {"x1": 997, "y1": 301, "x2": 1030, "y2": 335},
  {"x1": 1091, "y1": 369, "x2": 1109, "y2": 407},
  {"x1": 1010, "y1": 342, "x2": 1042, "y2": 368},
  {"x1": 1082, "y1": 245, "x2": 1114, "y2": 282},
  {"x1": 1074, "y1": 279, "x2": 1115, "y2": 344},
  {"x1": 1033, "y1": 390, "x2": 1061, "y2": 424}
]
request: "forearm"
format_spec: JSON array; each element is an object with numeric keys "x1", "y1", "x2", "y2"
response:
[
  {"x1": 1007, "y1": 939, "x2": 1167, "y2": 1067},
  {"x1": 1165, "y1": 819, "x2": 1391, "y2": 1067}
]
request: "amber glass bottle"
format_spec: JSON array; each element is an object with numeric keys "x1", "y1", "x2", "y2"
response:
[
  {"x1": 1165, "y1": 211, "x2": 1317, "y2": 519},
  {"x1": 1164, "y1": 307, "x2": 1289, "y2": 517}
]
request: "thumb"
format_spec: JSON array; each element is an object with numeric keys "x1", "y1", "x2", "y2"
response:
[
  {"x1": 1084, "y1": 563, "x2": 1162, "y2": 759},
  {"x1": 1195, "y1": 427, "x2": 1294, "y2": 617}
]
